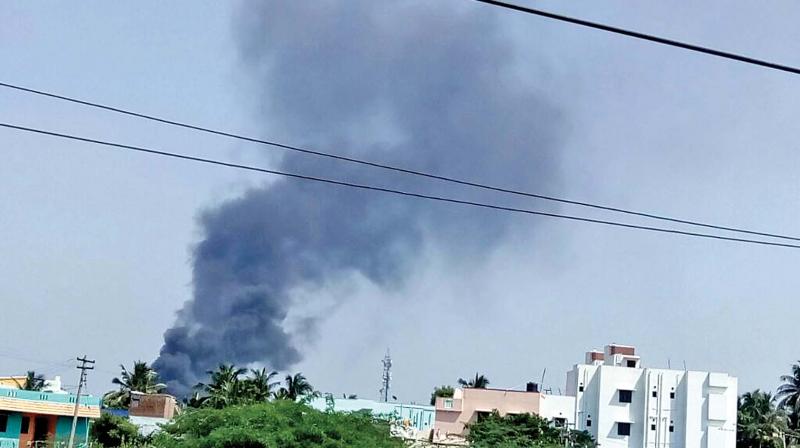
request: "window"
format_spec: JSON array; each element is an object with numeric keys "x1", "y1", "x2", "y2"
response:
[
  {"x1": 554, "y1": 418, "x2": 566, "y2": 428},
  {"x1": 443, "y1": 399, "x2": 453, "y2": 409},
  {"x1": 619, "y1": 390, "x2": 633, "y2": 403},
  {"x1": 670, "y1": 392, "x2": 676, "y2": 399},
  {"x1": 579, "y1": 385, "x2": 584, "y2": 392},
  {"x1": 586, "y1": 419, "x2": 592, "y2": 427},
  {"x1": 652, "y1": 390, "x2": 657, "y2": 398},
  {"x1": 651, "y1": 424, "x2": 656, "y2": 431},
  {"x1": 627, "y1": 360, "x2": 637, "y2": 368},
  {"x1": 669, "y1": 425, "x2": 675, "y2": 433},
  {"x1": 617, "y1": 422, "x2": 631, "y2": 436},
  {"x1": 20, "y1": 416, "x2": 30, "y2": 434},
  {"x1": 0, "y1": 414, "x2": 7, "y2": 433}
]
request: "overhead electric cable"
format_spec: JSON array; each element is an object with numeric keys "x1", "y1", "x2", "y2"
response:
[
  {"x1": 2, "y1": 121, "x2": 799, "y2": 250},
  {"x1": 471, "y1": 0, "x2": 800, "y2": 76},
  {"x1": 1, "y1": 81, "x2": 797, "y2": 242}
]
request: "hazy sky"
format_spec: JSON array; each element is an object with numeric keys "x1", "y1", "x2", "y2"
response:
[{"x1": 1, "y1": 1, "x2": 799, "y2": 403}]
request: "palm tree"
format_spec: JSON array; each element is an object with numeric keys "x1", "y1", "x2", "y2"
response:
[
  {"x1": 458, "y1": 372, "x2": 490, "y2": 389},
  {"x1": 777, "y1": 363, "x2": 800, "y2": 429},
  {"x1": 244, "y1": 368, "x2": 280, "y2": 401},
  {"x1": 14, "y1": 371, "x2": 44, "y2": 391},
  {"x1": 738, "y1": 390, "x2": 789, "y2": 448},
  {"x1": 277, "y1": 373, "x2": 315, "y2": 401},
  {"x1": 103, "y1": 361, "x2": 166, "y2": 409},
  {"x1": 199, "y1": 364, "x2": 248, "y2": 408},
  {"x1": 183, "y1": 390, "x2": 205, "y2": 408}
]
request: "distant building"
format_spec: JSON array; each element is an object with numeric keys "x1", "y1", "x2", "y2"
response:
[
  {"x1": 128, "y1": 392, "x2": 177, "y2": 420},
  {"x1": 0, "y1": 380, "x2": 101, "y2": 448},
  {"x1": 434, "y1": 383, "x2": 572, "y2": 436},
  {"x1": 101, "y1": 392, "x2": 178, "y2": 437},
  {"x1": 128, "y1": 392, "x2": 178, "y2": 436},
  {"x1": 308, "y1": 396, "x2": 435, "y2": 432},
  {"x1": 433, "y1": 343, "x2": 738, "y2": 448},
  {"x1": 567, "y1": 344, "x2": 738, "y2": 448},
  {"x1": 0, "y1": 379, "x2": 26, "y2": 391}
]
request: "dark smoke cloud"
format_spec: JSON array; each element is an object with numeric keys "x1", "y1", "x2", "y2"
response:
[{"x1": 154, "y1": 0, "x2": 564, "y2": 396}]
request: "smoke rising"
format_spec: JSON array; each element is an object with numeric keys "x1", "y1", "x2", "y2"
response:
[{"x1": 154, "y1": 0, "x2": 564, "y2": 396}]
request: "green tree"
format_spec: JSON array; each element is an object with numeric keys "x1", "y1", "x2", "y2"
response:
[
  {"x1": 276, "y1": 373, "x2": 315, "y2": 401},
  {"x1": 103, "y1": 361, "x2": 166, "y2": 409},
  {"x1": 777, "y1": 363, "x2": 800, "y2": 429},
  {"x1": 738, "y1": 390, "x2": 789, "y2": 448},
  {"x1": 243, "y1": 368, "x2": 280, "y2": 402},
  {"x1": 430, "y1": 385, "x2": 455, "y2": 405},
  {"x1": 14, "y1": 371, "x2": 44, "y2": 391},
  {"x1": 183, "y1": 391, "x2": 206, "y2": 409},
  {"x1": 153, "y1": 400, "x2": 403, "y2": 448},
  {"x1": 198, "y1": 364, "x2": 249, "y2": 408},
  {"x1": 458, "y1": 372, "x2": 490, "y2": 389},
  {"x1": 90, "y1": 413, "x2": 141, "y2": 448},
  {"x1": 189, "y1": 365, "x2": 284, "y2": 408},
  {"x1": 467, "y1": 411, "x2": 592, "y2": 448}
]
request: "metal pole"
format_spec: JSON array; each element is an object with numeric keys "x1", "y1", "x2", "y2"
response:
[{"x1": 68, "y1": 356, "x2": 94, "y2": 448}]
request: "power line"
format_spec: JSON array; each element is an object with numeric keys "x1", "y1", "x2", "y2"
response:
[
  {"x1": 0, "y1": 353, "x2": 75, "y2": 377},
  {"x1": 471, "y1": 0, "x2": 800, "y2": 76},
  {"x1": 2, "y1": 121, "x2": 799, "y2": 250},
  {"x1": 1, "y1": 82, "x2": 797, "y2": 242}
]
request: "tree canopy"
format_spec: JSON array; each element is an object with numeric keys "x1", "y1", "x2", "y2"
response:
[
  {"x1": 191, "y1": 365, "x2": 314, "y2": 408},
  {"x1": 275, "y1": 373, "x2": 315, "y2": 402},
  {"x1": 430, "y1": 385, "x2": 455, "y2": 405},
  {"x1": 467, "y1": 411, "x2": 592, "y2": 448},
  {"x1": 458, "y1": 372, "x2": 490, "y2": 389},
  {"x1": 15, "y1": 371, "x2": 44, "y2": 391},
  {"x1": 738, "y1": 390, "x2": 789, "y2": 448},
  {"x1": 776, "y1": 362, "x2": 800, "y2": 429},
  {"x1": 103, "y1": 361, "x2": 166, "y2": 409},
  {"x1": 154, "y1": 400, "x2": 403, "y2": 448},
  {"x1": 90, "y1": 413, "x2": 142, "y2": 448}
]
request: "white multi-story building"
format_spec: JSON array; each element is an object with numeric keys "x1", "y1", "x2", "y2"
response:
[{"x1": 564, "y1": 344, "x2": 737, "y2": 448}]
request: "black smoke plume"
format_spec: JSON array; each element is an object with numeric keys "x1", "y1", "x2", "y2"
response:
[{"x1": 154, "y1": 0, "x2": 564, "y2": 396}]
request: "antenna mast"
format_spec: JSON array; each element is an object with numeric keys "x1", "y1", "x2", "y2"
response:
[{"x1": 380, "y1": 349, "x2": 392, "y2": 402}]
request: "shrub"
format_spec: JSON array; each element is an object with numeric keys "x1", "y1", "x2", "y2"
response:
[
  {"x1": 91, "y1": 413, "x2": 141, "y2": 448},
  {"x1": 153, "y1": 400, "x2": 402, "y2": 448},
  {"x1": 467, "y1": 411, "x2": 593, "y2": 448}
]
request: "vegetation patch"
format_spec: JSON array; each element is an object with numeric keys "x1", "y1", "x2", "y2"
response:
[{"x1": 152, "y1": 400, "x2": 403, "y2": 448}]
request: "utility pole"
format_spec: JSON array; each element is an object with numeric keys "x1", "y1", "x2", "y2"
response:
[{"x1": 68, "y1": 356, "x2": 94, "y2": 448}]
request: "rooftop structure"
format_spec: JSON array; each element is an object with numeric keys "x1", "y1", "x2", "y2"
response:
[
  {"x1": 128, "y1": 392, "x2": 177, "y2": 420},
  {"x1": 0, "y1": 381, "x2": 101, "y2": 448},
  {"x1": 100, "y1": 392, "x2": 179, "y2": 437}
]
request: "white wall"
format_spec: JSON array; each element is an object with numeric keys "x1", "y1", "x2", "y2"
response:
[
  {"x1": 559, "y1": 364, "x2": 737, "y2": 448},
  {"x1": 539, "y1": 394, "x2": 575, "y2": 425}
]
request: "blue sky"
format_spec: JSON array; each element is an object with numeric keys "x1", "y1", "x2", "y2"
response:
[{"x1": 1, "y1": 1, "x2": 799, "y2": 402}]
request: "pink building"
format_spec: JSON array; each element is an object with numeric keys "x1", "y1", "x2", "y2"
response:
[{"x1": 434, "y1": 385, "x2": 542, "y2": 436}]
